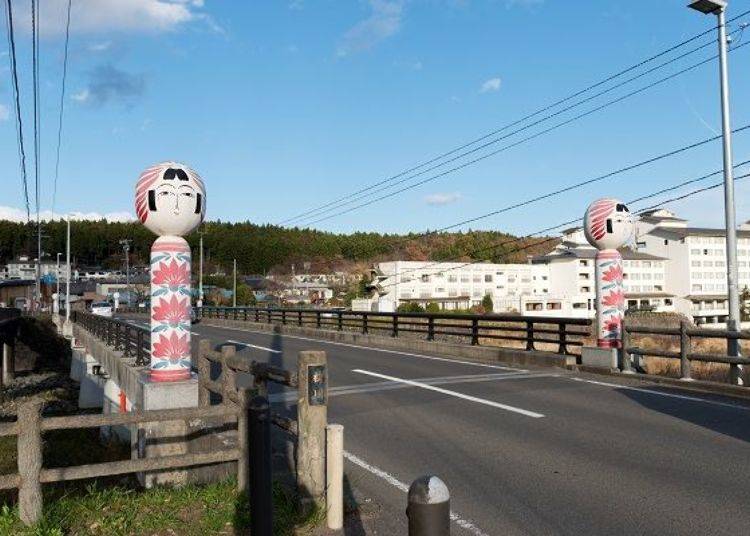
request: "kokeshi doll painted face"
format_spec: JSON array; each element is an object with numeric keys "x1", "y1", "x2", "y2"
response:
[
  {"x1": 583, "y1": 198, "x2": 635, "y2": 251},
  {"x1": 135, "y1": 162, "x2": 206, "y2": 237}
]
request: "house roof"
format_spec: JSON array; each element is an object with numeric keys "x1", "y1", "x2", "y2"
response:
[
  {"x1": 649, "y1": 227, "x2": 750, "y2": 239},
  {"x1": 532, "y1": 248, "x2": 666, "y2": 262},
  {"x1": 685, "y1": 294, "x2": 728, "y2": 301},
  {"x1": 625, "y1": 292, "x2": 674, "y2": 299}
]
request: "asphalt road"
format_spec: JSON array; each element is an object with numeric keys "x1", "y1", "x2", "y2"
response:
[{"x1": 124, "y1": 316, "x2": 750, "y2": 535}]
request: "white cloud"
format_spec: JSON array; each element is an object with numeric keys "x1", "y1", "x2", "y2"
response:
[
  {"x1": 13, "y1": 0, "x2": 217, "y2": 36},
  {"x1": 0, "y1": 206, "x2": 135, "y2": 223},
  {"x1": 88, "y1": 41, "x2": 112, "y2": 52},
  {"x1": 425, "y1": 192, "x2": 462, "y2": 206},
  {"x1": 479, "y1": 77, "x2": 502, "y2": 93},
  {"x1": 337, "y1": 0, "x2": 403, "y2": 57},
  {"x1": 71, "y1": 89, "x2": 90, "y2": 103},
  {"x1": 0, "y1": 104, "x2": 9, "y2": 122}
]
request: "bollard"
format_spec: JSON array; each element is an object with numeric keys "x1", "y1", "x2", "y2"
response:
[
  {"x1": 297, "y1": 350, "x2": 327, "y2": 508},
  {"x1": 249, "y1": 395, "x2": 273, "y2": 536},
  {"x1": 326, "y1": 424, "x2": 344, "y2": 530},
  {"x1": 406, "y1": 475, "x2": 450, "y2": 536}
]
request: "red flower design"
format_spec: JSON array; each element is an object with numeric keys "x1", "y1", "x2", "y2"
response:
[
  {"x1": 152, "y1": 259, "x2": 190, "y2": 290},
  {"x1": 152, "y1": 332, "x2": 190, "y2": 363},
  {"x1": 152, "y1": 295, "x2": 190, "y2": 327},
  {"x1": 603, "y1": 316, "x2": 621, "y2": 333},
  {"x1": 602, "y1": 290, "x2": 624, "y2": 307},
  {"x1": 602, "y1": 264, "x2": 623, "y2": 283}
]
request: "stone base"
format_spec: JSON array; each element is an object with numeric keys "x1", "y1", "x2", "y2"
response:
[
  {"x1": 78, "y1": 373, "x2": 105, "y2": 409},
  {"x1": 62, "y1": 320, "x2": 73, "y2": 338},
  {"x1": 581, "y1": 347, "x2": 618, "y2": 371},
  {"x1": 134, "y1": 373, "x2": 199, "y2": 488}
]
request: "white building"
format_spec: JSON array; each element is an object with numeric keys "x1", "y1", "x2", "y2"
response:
[
  {"x1": 5, "y1": 256, "x2": 63, "y2": 280},
  {"x1": 635, "y1": 208, "x2": 750, "y2": 326},
  {"x1": 527, "y1": 227, "x2": 674, "y2": 318}
]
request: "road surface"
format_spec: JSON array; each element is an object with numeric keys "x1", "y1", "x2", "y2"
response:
[{"x1": 124, "y1": 316, "x2": 750, "y2": 535}]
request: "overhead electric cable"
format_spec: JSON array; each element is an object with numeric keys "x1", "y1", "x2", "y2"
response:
[
  {"x1": 279, "y1": 9, "x2": 750, "y2": 225},
  {"x1": 52, "y1": 0, "x2": 72, "y2": 217},
  {"x1": 3, "y1": 0, "x2": 30, "y2": 220},
  {"x1": 301, "y1": 44, "x2": 750, "y2": 227}
]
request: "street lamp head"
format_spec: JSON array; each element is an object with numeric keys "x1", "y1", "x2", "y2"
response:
[{"x1": 688, "y1": 0, "x2": 727, "y2": 15}]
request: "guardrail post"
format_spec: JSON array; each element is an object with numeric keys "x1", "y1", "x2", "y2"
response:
[
  {"x1": 525, "y1": 321, "x2": 535, "y2": 351},
  {"x1": 337, "y1": 311, "x2": 343, "y2": 331},
  {"x1": 282, "y1": 310, "x2": 287, "y2": 325},
  {"x1": 427, "y1": 317, "x2": 435, "y2": 341},
  {"x1": 392, "y1": 314, "x2": 399, "y2": 338},
  {"x1": 316, "y1": 311, "x2": 321, "y2": 328},
  {"x1": 255, "y1": 308, "x2": 260, "y2": 322},
  {"x1": 407, "y1": 475, "x2": 450, "y2": 536},
  {"x1": 267, "y1": 309, "x2": 272, "y2": 324},
  {"x1": 471, "y1": 318, "x2": 479, "y2": 345},
  {"x1": 362, "y1": 313, "x2": 368, "y2": 334},
  {"x1": 557, "y1": 322, "x2": 568, "y2": 355},
  {"x1": 297, "y1": 350, "x2": 327, "y2": 508},
  {"x1": 621, "y1": 321, "x2": 633, "y2": 373},
  {"x1": 248, "y1": 395, "x2": 273, "y2": 536},
  {"x1": 18, "y1": 399, "x2": 43, "y2": 526},
  {"x1": 680, "y1": 321, "x2": 692, "y2": 381},
  {"x1": 326, "y1": 423, "x2": 344, "y2": 530},
  {"x1": 243, "y1": 308, "x2": 248, "y2": 321}
]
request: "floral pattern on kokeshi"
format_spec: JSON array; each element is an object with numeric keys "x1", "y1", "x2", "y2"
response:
[
  {"x1": 150, "y1": 236, "x2": 192, "y2": 382},
  {"x1": 595, "y1": 249, "x2": 625, "y2": 348}
]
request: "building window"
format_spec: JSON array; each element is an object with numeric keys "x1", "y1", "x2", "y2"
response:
[
  {"x1": 665, "y1": 299, "x2": 673, "y2": 306},
  {"x1": 664, "y1": 239, "x2": 669, "y2": 245},
  {"x1": 448, "y1": 275, "x2": 457, "y2": 283},
  {"x1": 579, "y1": 260, "x2": 588, "y2": 267},
  {"x1": 484, "y1": 274, "x2": 493, "y2": 283},
  {"x1": 581, "y1": 286, "x2": 591, "y2": 293},
  {"x1": 421, "y1": 274, "x2": 430, "y2": 283}
]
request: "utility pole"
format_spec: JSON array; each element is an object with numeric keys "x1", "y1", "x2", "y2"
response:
[
  {"x1": 688, "y1": 0, "x2": 742, "y2": 384},
  {"x1": 65, "y1": 217, "x2": 71, "y2": 328},
  {"x1": 35, "y1": 223, "x2": 41, "y2": 312},
  {"x1": 233, "y1": 258, "x2": 237, "y2": 307},
  {"x1": 198, "y1": 230, "x2": 205, "y2": 307},
  {"x1": 119, "y1": 239, "x2": 131, "y2": 307},
  {"x1": 55, "y1": 253, "x2": 61, "y2": 315}
]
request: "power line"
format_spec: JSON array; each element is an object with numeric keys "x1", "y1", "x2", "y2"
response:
[
  {"x1": 52, "y1": 0, "x2": 72, "y2": 217},
  {"x1": 300, "y1": 43, "x2": 750, "y2": 227},
  {"x1": 375, "y1": 168, "x2": 750, "y2": 292},
  {"x1": 279, "y1": 9, "x2": 750, "y2": 226},
  {"x1": 3, "y1": 0, "x2": 30, "y2": 221}
]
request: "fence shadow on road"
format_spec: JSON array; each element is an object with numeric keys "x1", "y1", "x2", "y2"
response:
[{"x1": 617, "y1": 387, "x2": 750, "y2": 444}]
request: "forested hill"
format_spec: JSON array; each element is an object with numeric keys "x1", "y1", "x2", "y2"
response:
[{"x1": 0, "y1": 219, "x2": 556, "y2": 275}]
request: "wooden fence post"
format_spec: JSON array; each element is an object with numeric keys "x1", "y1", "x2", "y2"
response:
[
  {"x1": 297, "y1": 350, "x2": 327, "y2": 508},
  {"x1": 197, "y1": 339, "x2": 211, "y2": 407},
  {"x1": 220, "y1": 345, "x2": 237, "y2": 404},
  {"x1": 680, "y1": 321, "x2": 692, "y2": 381},
  {"x1": 18, "y1": 399, "x2": 43, "y2": 526}
]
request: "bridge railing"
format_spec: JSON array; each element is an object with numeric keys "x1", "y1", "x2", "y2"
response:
[
  {"x1": 623, "y1": 319, "x2": 750, "y2": 381},
  {"x1": 199, "y1": 306, "x2": 592, "y2": 355},
  {"x1": 72, "y1": 311, "x2": 150, "y2": 366}
]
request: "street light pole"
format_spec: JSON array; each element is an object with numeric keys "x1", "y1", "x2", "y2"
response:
[
  {"x1": 65, "y1": 217, "x2": 71, "y2": 324},
  {"x1": 55, "y1": 253, "x2": 61, "y2": 315},
  {"x1": 688, "y1": 0, "x2": 741, "y2": 384},
  {"x1": 119, "y1": 239, "x2": 131, "y2": 307},
  {"x1": 233, "y1": 258, "x2": 237, "y2": 308},
  {"x1": 198, "y1": 231, "x2": 204, "y2": 307}
]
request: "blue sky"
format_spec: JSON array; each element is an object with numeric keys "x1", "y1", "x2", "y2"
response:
[{"x1": 1, "y1": 0, "x2": 750, "y2": 237}]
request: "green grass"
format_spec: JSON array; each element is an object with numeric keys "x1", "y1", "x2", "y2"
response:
[{"x1": 0, "y1": 479, "x2": 322, "y2": 536}]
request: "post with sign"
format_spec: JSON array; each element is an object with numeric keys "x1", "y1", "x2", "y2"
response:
[{"x1": 297, "y1": 350, "x2": 328, "y2": 509}]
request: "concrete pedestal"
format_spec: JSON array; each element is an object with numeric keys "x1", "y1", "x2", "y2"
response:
[
  {"x1": 581, "y1": 346, "x2": 618, "y2": 371},
  {"x1": 134, "y1": 373, "x2": 199, "y2": 488},
  {"x1": 62, "y1": 320, "x2": 73, "y2": 338}
]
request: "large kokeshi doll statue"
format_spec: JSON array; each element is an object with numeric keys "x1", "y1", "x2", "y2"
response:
[
  {"x1": 583, "y1": 198, "x2": 635, "y2": 349},
  {"x1": 135, "y1": 162, "x2": 206, "y2": 382}
]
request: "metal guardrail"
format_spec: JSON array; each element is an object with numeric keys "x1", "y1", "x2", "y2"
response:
[
  {"x1": 198, "y1": 306, "x2": 592, "y2": 355},
  {"x1": 72, "y1": 311, "x2": 150, "y2": 366},
  {"x1": 622, "y1": 320, "x2": 750, "y2": 381}
]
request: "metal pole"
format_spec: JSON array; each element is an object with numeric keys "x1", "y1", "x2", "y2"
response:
[
  {"x1": 715, "y1": 7, "x2": 742, "y2": 384},
  {"x1": 125, "y1": 246, "x2": 130, "y2": 305},
  {"x1": 407, "y1": 475, "x2": 450, "y2": 536},
  {"x1": 233, "y1": 258, "x2": 237, "y2": 308},
  {"x1": 198, "y1": 231, "x2": 204, "y2": 307},
  {"x1": 65, "y1": 217, "x2": 70, "y2": 322},
  {"x1": 55, "y1": 253, "x2": 61, "y2": 314}
]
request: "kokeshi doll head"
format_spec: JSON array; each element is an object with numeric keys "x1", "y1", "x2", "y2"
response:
[{"x1": 584, "y1": 198, "x2": 635, "y2": 251}]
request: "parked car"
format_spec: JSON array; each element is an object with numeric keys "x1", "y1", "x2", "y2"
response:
[{"x1": 90, "y1": 301, "x2": 113, "y2": 317}]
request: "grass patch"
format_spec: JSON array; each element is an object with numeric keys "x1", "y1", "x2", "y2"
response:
[{"x1": 0, "y1": 479, "x2": 320, "y2": 536}]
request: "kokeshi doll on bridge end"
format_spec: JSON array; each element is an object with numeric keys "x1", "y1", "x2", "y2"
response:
[
  {"x1": 135, "y1": 162, "x2": 206, "y2": 382},
  {"x1": 583, "y1": 198, "x2": 635, "y2": 349}
]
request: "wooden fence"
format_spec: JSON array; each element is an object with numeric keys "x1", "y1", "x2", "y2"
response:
[{"x1": 199, "y1": 306, "x2": 592, "y2": 355}]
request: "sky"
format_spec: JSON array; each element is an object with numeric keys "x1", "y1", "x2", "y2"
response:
[{"x1": 1, "y1": 0, "x2": 750, "y2": 238}]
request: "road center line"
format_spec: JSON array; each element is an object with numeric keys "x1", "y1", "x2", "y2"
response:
[
  {"x1": 353, "y1": 369, "x2": 544, "y2": 418},
  {"x1": 200, "y1": 322, "x2": 525, "y2": 372},
  {"x1": 568, "y1": 377, "x2": 750, "y2": 411},
  {"x1": 343, "y1": 450, "x2": 490, "y2": 536},
  {"x1": 226, "y1": 339, "x2": 282, "y2": 354}
]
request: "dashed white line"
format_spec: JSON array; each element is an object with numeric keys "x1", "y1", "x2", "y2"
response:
[
  {"x1": 353, "y1": 369, "x2": 545, "y2": 418},
  {"x1": 569, "y1": 377, "x2": 750, "y2": 411},
  {"x1": 226, "y1": 339, "x2": 282, "y2": 354},
  {"x1": 200, "y1": 323, "x2": 525, "y2": 372},
  {"x1": 343, "y1": 450, "x2": 490, "y2": 536}
]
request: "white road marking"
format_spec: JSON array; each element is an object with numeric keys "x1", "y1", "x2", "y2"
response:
[
  {"x1": 353, "y1": 369, "x2": 545, "y2": 418},
  {"x1": 226, "y1": 339, "x2": 282, "y2": 354},
  {"x1": 268, "y1": 371, "x2": 556, "y2": 403},
  {"x1": 569, "y1": 377, "x2": 750, "y2": 411},
  {"x1": 343, "y1": 450, "x2": 490, "y2": 536},
  {"x1": 200, "y1": 322, "x2": 525, "y2": 372}
]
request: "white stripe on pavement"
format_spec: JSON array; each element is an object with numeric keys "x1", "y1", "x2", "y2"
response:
[
  {"x1": 353, "y1": 369, "x2": 545, "y2": 418},
  {"x1": 226, "y1": 339, "x2": 282, "y2": 354},
  {"x1": 343, "y1": 450, "x2": 490, "y2": 536},
  {"x1": 200, "y1": 323, "x2": 525, "y2": 372},
  {"x1": 569, "y1": 377, "x2": 750, "y2": 411}
]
